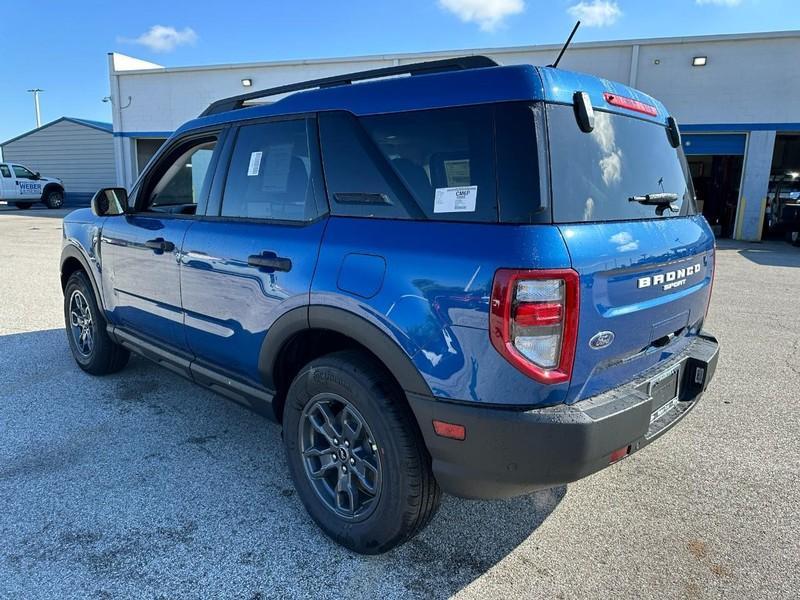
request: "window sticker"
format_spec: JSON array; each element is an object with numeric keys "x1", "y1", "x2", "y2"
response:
[
  {"x1": 247, "y1": 151, "x2": 263, "y2": 176},
  {"x1": 434, "y1": 186, "x2": 477, "y2": 213},
  {"x1": 261, "y1": 143, "x2": 294, "y2": 192},
  {"x1": 443, "y1": 159, "x2": 471, "y2": 187}
]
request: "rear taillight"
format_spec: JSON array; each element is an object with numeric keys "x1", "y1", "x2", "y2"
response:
[
  {"x1": 490, "y1": 269, "x2": 580, "y2": 384},
  {"x1": 705, "y1": 249, "x2": 716, "y2": 318}
]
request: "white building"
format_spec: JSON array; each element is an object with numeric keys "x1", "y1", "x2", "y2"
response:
[{"x1": 108, "y1": 30, "x2": 800, "y2": 241}]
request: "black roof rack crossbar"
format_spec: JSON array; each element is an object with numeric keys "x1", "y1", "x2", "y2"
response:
[{"x1": 199, "y1": 55, "x2": 498, "y2": 117}]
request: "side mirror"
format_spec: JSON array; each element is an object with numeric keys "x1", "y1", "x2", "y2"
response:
[
  {"x1": 667, "y1": 116, "x2": 682, "y2": 149},
  {"x1": 573, "y1": 91, "x2": 595, "y2": 133},
  {"x1": 91, "y1": 187, "x2": 128, "y2": 216},
  {"x1": 34, "y1": 171, "x2": 41, "y2": 179}
]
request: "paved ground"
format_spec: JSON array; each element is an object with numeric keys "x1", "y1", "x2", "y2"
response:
[
  {"x1": 1, "y1": 211, "x2": 798, "y2": 599},
  {"x1": 0, "y1": 192, "x2": 90, "y2": 213}
]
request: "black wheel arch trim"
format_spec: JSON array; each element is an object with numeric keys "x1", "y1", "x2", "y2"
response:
[
  {"x1": 60, "y1": 244, "x2": 103, "y2": 309},
  {"x1": 258, "y1": 304, "x2": 432, "y2": 397}
]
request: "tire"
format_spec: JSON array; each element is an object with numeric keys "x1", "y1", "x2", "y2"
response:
[
  {"x1": 64, "y1": 270, "x2": 130, "y2": 375},
  {"x1": 14, "y1": 202, "x2": 33, "y2": 210},
  {"x1": 44, "y1": 189, "x2": 64, "y2": 209},
  {"x1": 283, "y1": 350, "x2": 441, "y2": 554}
]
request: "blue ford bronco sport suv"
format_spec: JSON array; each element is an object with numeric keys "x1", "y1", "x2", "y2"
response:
[{"x1": 60, "y1": 56, "x2": 719, "y2": 554}]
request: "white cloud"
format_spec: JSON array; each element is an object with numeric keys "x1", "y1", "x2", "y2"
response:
[
  {"x1": 696, "y1": 0, "x2": 742, "y2": 5},
  {"x1": 593, "y1": 112, "x2": 623, "y2": 186},
  {"x1": 567, "y1": 1, "x2": 622, "y2": 27},
  {"x1": 438, "y1": 0, "x2": 525, "y2": 31},
  {"x1": 123, "y1": 25, "x2": 198, "y2": 53},
  {"x1": 610, "y1": 231, "x2": 639, "y2": 252}
]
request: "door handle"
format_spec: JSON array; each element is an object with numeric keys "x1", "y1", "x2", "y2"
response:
[
  {"x1": 144, "y1": 237, "x2": 175, "y2": 253},
  {"x1": 247, "y1": 253, "x2": 292, "y2": 272}
]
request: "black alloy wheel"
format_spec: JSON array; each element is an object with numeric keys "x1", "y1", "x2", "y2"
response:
[
  {"x1": 299, "y1": 392, "x2": 382, "y2": 520},
  {"x1": 283, "y1": 350, "x2": 441, "y2": 554}
]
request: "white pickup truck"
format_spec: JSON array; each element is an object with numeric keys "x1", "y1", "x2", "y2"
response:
[{"x1": 0, "y1": 162, "x2": 65, "y2": 209}]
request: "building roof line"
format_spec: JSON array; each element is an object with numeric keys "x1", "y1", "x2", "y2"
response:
[
  {"x1": 1, "y1": 117, "x2": 112, "y2": 147},
  {"x1": 110, "y1": 29, "x2": 800, "y2": 76}
]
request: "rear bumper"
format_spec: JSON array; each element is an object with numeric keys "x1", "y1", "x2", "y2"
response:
[{"x1": 408, "y1": 333, "x2": 719, "y2": 499}]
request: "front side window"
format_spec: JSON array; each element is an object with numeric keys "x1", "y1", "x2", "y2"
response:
[
  {"x1": 12, "y1": 165, "x2": 35, "y2": 179},
  {"x1": 143, "y1": 137, "x2": 217, "y2": 213},
  {"x1": 220, "y1": 118, "x2": 319, "y2": 221},
  {"x1": 548, "y1": 105, "x2": 696, "y2": 223},
  {"x1": 0, "y1": 165, "x2": 11, "y2": 178}
]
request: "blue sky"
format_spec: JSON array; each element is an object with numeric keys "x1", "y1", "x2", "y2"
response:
[{"x1": 0, "y1": 0, "x2": 797, "y2": 143}]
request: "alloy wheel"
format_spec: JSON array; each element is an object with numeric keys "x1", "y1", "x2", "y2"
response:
[
  {"x1": 69, "y1": 290, "x2": 94, "y2": 357},
  {"x1": 49, "y1": 192, "x2": 64, "y2": 208},
  {"x1": 299, "y1": 393, "x2": 382, "y2": 521}
]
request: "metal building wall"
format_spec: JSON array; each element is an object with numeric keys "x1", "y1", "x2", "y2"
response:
[{"x1": 1, "y1": 119, "x2": 116, "y2": 194}]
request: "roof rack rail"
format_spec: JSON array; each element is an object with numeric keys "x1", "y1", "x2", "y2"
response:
[{"x1": 199, "y1": 55, "x2": 499, "y2": 117}]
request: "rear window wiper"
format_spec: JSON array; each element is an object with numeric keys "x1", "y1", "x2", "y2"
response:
[{"x1": 628, "y1": 192, "x2": 679, "y2": 215}]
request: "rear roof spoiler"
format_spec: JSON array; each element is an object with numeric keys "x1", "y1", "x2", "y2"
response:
[{"x1": 199, "y1": 55, "x2": 499, "y2": 117}]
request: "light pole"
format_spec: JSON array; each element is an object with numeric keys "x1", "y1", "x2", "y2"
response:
[{"x1": 27, "y1": 88, "x2": 44, "y2": 128}]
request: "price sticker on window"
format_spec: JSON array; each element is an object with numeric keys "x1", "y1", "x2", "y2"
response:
[{"x1": 434, "y1": 186, "x2": 477, "y2": 213}]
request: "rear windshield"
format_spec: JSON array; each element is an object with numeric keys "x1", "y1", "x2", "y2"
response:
[{"x1": 548, "y1": 104, "x2": 696, "y2": 223}]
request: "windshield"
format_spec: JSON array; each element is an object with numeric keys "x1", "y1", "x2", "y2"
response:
[{"x1": 548, "y1": 104, "x2": 696, "y2": 223}]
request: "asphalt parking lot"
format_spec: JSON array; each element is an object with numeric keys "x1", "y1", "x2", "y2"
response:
[{"x1": 1, "y1": 208, "x2": 798, "y2": 599}]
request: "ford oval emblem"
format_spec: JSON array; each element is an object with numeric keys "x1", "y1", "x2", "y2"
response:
[{"x1": 589, "y1": 331, "x2": 615, "y2": 350}]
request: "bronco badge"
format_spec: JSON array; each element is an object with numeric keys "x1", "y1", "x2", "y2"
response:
[{"x1": 637, "y1": 263, "x2": 701, "y2": 291}]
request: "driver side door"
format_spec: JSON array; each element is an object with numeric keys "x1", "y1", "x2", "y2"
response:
[
  {"x1": 12, "y1": 165, "x2": 43, "y2": 200},
  {"x1": 100, "y1": 130, "x2": 224, "y2": 357}
]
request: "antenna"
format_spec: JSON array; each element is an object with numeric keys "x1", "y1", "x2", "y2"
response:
[{"x1": 550, "y1": 21, "x2": 581, "y2": 68}]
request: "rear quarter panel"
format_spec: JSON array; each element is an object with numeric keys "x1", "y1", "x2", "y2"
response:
[{"x1": 311, "y1": 217, "x2": 573, "y2": 407}]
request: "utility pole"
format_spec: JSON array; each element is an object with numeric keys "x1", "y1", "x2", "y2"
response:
[{"x1": 27, "y1": 88, "x2": 44, "y2": 128}]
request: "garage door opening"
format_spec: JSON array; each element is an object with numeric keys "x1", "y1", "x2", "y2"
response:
[
  {"x1": 135, "y1": 138, "x2": 167, "y2": 176},
  {"x1": 684, "y1": 134, "x2": 746, "y2": 238},
  {"x1": 688, "y1": 155, "x2": 743, "y2": 238},
  {"x1": 765, "y1": 133, "x2": 800, "y2": 243}
]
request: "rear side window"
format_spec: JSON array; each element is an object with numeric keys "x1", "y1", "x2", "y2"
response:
[
  {"x1": 318, "y1": 111, "x2": 421, "y2": 220},
  {"x1": 221, "y1": 118, "x2": 320, "y2": 221},
  {"x1": 361, "y1": 106, "x2": 497, "y2": 222},
  {"x1": 548, "y1": 105, "x2": 696, "y2": 223},
  {"x1": 496, "y1": 104, "x2": 547, "y2": 223},
  {"x1": 320, "y1": 106, "x2": 499, "y2": 222},
  {"x1": 0, "y1": 165, "x2": 10, "y2": 177}
]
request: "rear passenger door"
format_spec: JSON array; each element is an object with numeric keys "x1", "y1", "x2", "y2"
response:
[{"x1": 180, "y1": 116, "x2": 327, "y2": 385}]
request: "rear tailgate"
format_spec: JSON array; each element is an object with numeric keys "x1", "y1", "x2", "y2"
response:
[
  {"x1": 559, "y1": 216, "x2": 714, "y2": 403},
  {"x1": 545, "y1": 98, "x2": 715, "y2": 404}
]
